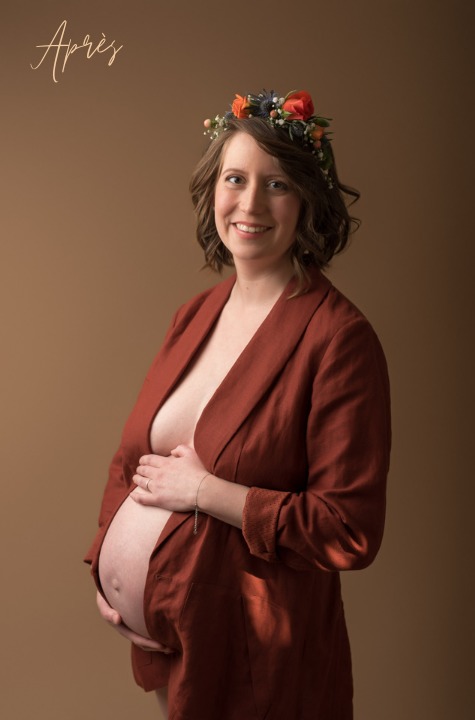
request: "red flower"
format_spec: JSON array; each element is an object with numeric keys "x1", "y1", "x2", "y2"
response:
[
  {"x1": 232, "y1": 94, "x2": 251, "y2": 118},
  {"x1": 282, "y1": 90, "x2": 314, "y2": 120}
]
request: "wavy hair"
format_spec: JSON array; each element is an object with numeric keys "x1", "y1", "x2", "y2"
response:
[{"x1": 189, "y1": 117, "x2": 360, "y2": 296}]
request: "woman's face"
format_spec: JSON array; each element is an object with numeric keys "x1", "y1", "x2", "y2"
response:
[{"x1": 214, "y1": 132, "x2": 301, "y2": 274}]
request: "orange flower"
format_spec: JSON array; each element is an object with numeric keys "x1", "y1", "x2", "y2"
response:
[
  {"x1": 311, "y1": 126, "x2": 324, "y2": 141},
  {"x1": 232, "y1": 94, "x2": 251, "y2": 118},
  {"x1": 311, "y1": 126, "x2": 324, "y2": 147},
  {"x1": 282, "y1": 90, "x2": 314, "y2": 120}
]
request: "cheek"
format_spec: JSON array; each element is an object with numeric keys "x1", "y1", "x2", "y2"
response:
[
  {"x1": 282, "y1": 198, "x2": 301, "y2": 232},
  {"x1": 214, "y1": 189, "x2": 232, "y2": 229},
  {"x1": 213, "y1": 200, "x2": 226, "y2": 243}
]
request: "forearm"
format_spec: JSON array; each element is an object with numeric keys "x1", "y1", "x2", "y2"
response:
[{"x1": 197, "y1": 474, "x2": 250, "y2": 529}]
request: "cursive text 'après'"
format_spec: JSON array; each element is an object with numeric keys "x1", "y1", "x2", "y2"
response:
[{"x1": 31, "y1": 20, "x2": 123, "y2": 83}]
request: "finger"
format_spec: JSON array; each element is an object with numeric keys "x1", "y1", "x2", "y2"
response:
[
  {"x1": 96, "y1": 592, "x2": 122, "y2": 625},
  {"x1": 109, "y1": 611, "x2": 121, "y2": 625},
  {"x1": 132, "y1": 473, "x2": 155, "y2": 494},
  {"x1": 116, "y1": 625, "x2": 174, "y2": 653},
  {"x1": 132, "y1": 472, "x2": 148, "y2": 488},
  {"x1": 139, "y1": 454, "x2": 164, "y2": 467},
  {"x1": 135, "y1": 464, "x2": 149, "y2": 477},
  {"x1": 130, "y1": 488, "x2": 156, "y2": 505},
  {"x1": 135, "y1": 642, "x2": 175, "y2": 654},
  {"x1": 170, "y1": 444, "x2": 190, "y2": 457}
]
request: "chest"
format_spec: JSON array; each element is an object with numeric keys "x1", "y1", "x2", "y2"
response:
[{"x1": 149, "y1": 303, "x2": 270, "y2": 455}]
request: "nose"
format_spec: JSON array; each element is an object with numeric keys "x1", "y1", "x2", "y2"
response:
[{"x1": 240, "y1": 181, "x2": 266, "y2": 215}]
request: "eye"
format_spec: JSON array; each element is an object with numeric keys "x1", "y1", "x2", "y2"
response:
[
  {"x1": 268, "y1": 179, "x2": 289, "y2": 191},
  {"x1": 225, "y1": 175, "x2": 244, "y2": 185}
]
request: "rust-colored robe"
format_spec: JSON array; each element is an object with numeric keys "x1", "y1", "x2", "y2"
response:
[{"x1": 85, "y1": 268, "x2": 391, "y2": 720}]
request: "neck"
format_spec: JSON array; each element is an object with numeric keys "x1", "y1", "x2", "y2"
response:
[{"x1": 231, "y1": 259, "x2": 295, "y2": 308}]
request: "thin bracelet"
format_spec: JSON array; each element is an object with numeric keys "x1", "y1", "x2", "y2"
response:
[{"x1": 193, "y1": 473, "x2": 210, "y2": 535}]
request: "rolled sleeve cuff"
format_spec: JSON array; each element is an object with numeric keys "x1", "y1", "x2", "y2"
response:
[{"x1": 242, "y1": 486, "x2": 286, "y2": 562}]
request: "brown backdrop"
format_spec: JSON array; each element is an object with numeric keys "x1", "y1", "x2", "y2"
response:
[{"x1": 1, "y1": 1, "x2": 473, "y2": 718}]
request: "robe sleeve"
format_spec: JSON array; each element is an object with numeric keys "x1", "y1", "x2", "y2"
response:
[{"x1": 241, "y1": 317, "x2": 391, "y2": 572}]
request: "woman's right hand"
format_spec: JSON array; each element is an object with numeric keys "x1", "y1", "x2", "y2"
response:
[{"x1": 95, "y1": 591, "x2": 175, "y2": 654}]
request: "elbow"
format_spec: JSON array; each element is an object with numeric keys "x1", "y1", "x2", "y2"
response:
[
  {"x1": 328, "y1": 526, "x2": 384, "y2": 571},
  {"x1": 278, "y1": 529, "x2": 384, "y2": 573}
]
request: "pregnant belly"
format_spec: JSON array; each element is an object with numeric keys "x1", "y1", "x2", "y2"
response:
[{"x1": 98, "y1": 496, "x2": 172, "y2": 638}]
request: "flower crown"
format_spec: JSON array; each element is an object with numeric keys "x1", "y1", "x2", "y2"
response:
[{"x1": 203, "y1": 89, "x2": 333, "y2": 187}]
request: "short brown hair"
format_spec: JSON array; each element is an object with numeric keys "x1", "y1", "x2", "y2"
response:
[{"x1": 189, "y1": 118, "x2": 360, "y2": 295}]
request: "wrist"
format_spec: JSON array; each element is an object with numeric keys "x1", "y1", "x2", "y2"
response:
[{"x1": 193, "y1": 472, "x2": 212, "y2": 535}]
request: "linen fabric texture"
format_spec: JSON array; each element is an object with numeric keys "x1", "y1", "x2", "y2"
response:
[{"x1": 84, "y1": 268, "x2": 391, "y2": 720}]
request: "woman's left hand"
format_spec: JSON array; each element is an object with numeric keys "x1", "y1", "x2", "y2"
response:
[{"x1": 130, "y1": 444, "x2": 209, "y2": 511}]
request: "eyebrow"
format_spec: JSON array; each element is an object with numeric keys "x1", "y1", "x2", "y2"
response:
[{"x1": 220, "y1": 166, "x2": 287, "y2": 179}]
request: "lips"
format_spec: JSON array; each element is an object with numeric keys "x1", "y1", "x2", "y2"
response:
[{"x1": 234, "y1": 222, "x2": 271, "y2": 234}]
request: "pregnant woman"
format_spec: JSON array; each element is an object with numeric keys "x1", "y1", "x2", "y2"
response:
[{"x1": 85, "y1": 88, "x2": 391, "y2": 720}]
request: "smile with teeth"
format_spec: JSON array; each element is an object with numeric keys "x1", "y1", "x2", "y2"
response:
[{"x1": 234, "y1": 223, "x2": 271, "y2": 233}]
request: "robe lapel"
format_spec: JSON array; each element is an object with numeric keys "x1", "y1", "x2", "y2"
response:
[{"x1": 194, "y1": 269, "x2": 332, "y2": 471}]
